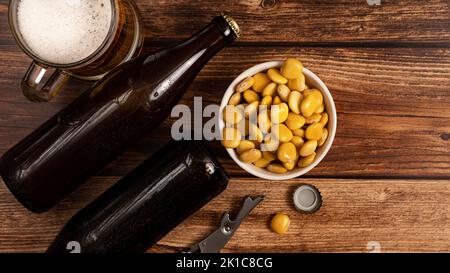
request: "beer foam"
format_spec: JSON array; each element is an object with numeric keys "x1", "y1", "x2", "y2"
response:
[{"x1": 17, "y1": 0, "x2": 112, "y2": 64}]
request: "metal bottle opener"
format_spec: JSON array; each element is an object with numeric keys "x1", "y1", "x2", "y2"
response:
[{"x1": 186, "y1": 195, "x2": 264, "y2": 253}]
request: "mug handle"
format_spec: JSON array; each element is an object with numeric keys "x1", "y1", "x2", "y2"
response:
[{"x1": 21, "y1": 62, "x2": 70, "y2": 102}]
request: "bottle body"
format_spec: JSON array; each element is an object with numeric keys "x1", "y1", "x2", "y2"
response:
[
  {"x1": 47, "y1": 140, "x2": 229, "y2": 253},
  {"x1": 0, "y1": 16, "x2": 238, "y2": 212}
]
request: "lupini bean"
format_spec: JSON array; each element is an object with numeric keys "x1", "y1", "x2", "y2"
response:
[
  {"x1": 287, "y1": 73, "x2": 305, "y2": 91},
  {"x1": 277, "y1": 84, "x2": 290, "y2": 102},
  {"x1": 314, "y1": 103, "x2": 324, "y2": 114},
  {"x1": 291, "y1": 136, "x2": 305, "y2": 149},
  {"x1": 301, "y1": 94, "x2": 319, "y2": 117},
  {"x1": 261, "y1": 95, "x2": 273, "y2": 106},
  {"x1": 305, "y1": 113, "x2": 322, "y2": 124},
  {"x1": 228, "y1": 92, "x2": 241, "y2": 105},
  {"x1": 235, "y1": 76, "x2": 254, "y2": 93},
  {"x1": 273, "y1": 124, "x2": 293, "y2": 143},
  {"x1": 299, "y1": 140, "x2": 317, "y2": 157},
  {"x1": 263, "y1": 151, "x2": 277, "y2": 161},
  {"x1": 305, "y1": 122, "x2": 323, "y2": 140},
  {"x1": 288, "y1": 91, "x2": 303, "y2": 114},
  {"x1": 298, "y1": 152, "x2": 316, "y2": 168},
  {"x1": 262, "y1": 82, "x2": 277, "y2": 97},
  {"x1": 320, "y1": 112, "x2": 328, "y2": 126},
  {"x1": 252, "y1": 73, "x2": 271, "y2": 93},
  {"x1": 281, "y1": 58, "x2": 303, "y2": 79},
  {"x1": 277, "y1": 142, "x2": 297, "y2": 163},
  {"x1": 283, "y1": 160, "x2": 296, "y2": 171},
  {"x1": 253, "y1": 157, "x2": 272, "y2": 168},
  {"x1": 293, "y1": 128, "x2": 305, "y2": 138},
  {"x1": 267, "y1": 163, "x2": 288, "y2": 174},
  {"x1": 239, "y1": 148, "x2": 262, "y2": 163},
  {"x1": 222, "y1": 127, "x2": 241, "y2": 148},
  {"x1": 273, "y1": 96, "x2": 282, "y2": 105},
  {"x1": 270, "y1": 213, "x2": 290, "y2": 234},
  {"x1": 236, "y1": 140, "x2": 255, "y2": 154},
  {"x1": 243, "y1": 90, "x2": 259, "y2": 103},
  {"x1": 285, "y1": 113, "x2": 306, "y2": 131},
  {"x1": 268, "y1": 68, "x2": 288, "y2": 84},
  {"x1": 318, "y1": 127, "x2": 328, "y2": 147}
]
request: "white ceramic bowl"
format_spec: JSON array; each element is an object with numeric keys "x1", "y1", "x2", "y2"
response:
[{"x1": 219, "y1": 61, "x2": 337, "y2": 180}]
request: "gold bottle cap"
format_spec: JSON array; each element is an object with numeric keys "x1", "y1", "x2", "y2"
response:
[{"x1": 222, "y1": 14, "x2": 241, "y2": 39}]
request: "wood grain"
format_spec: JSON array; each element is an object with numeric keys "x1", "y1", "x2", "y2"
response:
[
  {"x1": 2, "y1": 0, "x2": 450, "y2": 44},
  {"x1": 1, "y1": 177, "x2": 449, "y2": 253},
  {"x1": 0, "y1": 0, "x2": 450, "y2": 254},
  {"x1": 0, "y1": 46, "x2": 449, "y2": 178}
]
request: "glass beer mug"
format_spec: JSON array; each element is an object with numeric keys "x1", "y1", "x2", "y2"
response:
[{"x1": 8, "y1": 0, "x2": 143, "y2": 102}]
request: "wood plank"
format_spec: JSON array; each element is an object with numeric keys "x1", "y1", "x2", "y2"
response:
[
  {"x1": 1, "y1": 177, "x2": 449, "y2": 253},
  {"x1": 2, "y1": 0, "x2": 450, "y2": 44},
  {"x1": 0, "y1": 46, "x2": 449, "y2": 178}
]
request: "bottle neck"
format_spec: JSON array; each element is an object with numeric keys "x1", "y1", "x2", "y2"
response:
[
  {"x1": 141, "y1": 16, "x2": 238, "y2": 102},
  {"x1": 157, "y1": 15, "x2": 238, "y2": 66}
]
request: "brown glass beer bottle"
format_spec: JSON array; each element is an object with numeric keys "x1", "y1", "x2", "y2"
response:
[{"x1": 0, "y1": 15, "x2": 239, "y2": 212}]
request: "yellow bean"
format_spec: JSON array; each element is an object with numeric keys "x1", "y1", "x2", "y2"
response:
[
  {"x1": 277, "y1": 84, "x2": 290, "y2": 102},
  {"x1": 310, "y1": 89, "x2": 323, "y2": 106},
  {"x1": 243, "y1": 90, "x2": 259, "y2": 103},
  {"x1": 273, "y1": 96, "x2": 282, "y2": 105},
  {"x1": 273, "y1": 123, "x2": 293, "y2": 143},
  {"x1": 262, "y1": 82, "x2": 277, "y2": 97},
  {"x1": 318, "y1": 127, "x2": 329, "y2": 147},
  {"x1": 222, "y1": 105, "x2": 243, "y2": 125},
  {"x1": 270, "y1": 213, "x2": 290, "y2": 234},
  {"x1": 252, "y1": 72, "x2": 271, "y2": 93},
  {"x1": 299, "y1": 140, "x2": 317, "y2": 157},
  {"x1": 267, "y1": 163, "x2": 288, "y2": 174},
  {"x1": 288, "y1": 91, "x2": 303, "y2": 114},
  {"x1": 293, "y1": 128, "x2": 305, "y2": 138},
  {"x1": 244, "y1": 101, "x2": 259, "y2": 119},
  {"x1": 236, "y1": 140, "x2": 255, "y2": 154},
  {"x1": 270, "y1": 102, "x2": 289, "y2": 123},
  {"x1": 281, "y1": 58, "x2": 303, "y2": 80},
  {"x1": 248, "y1": 123, "x2": 263, "y2": 143},
  {"x1": 235, "y1": 76, "x2": 254, "y2": 93},
  {"x1": 228, "y1": 92, "x2": 241, "y2": 106},
  {"x1": 253, "y1": 157, "x2": 272, "y2": 168},
  {"x1": 314, "y1": 103, "x2": 324, "y2": 114},
  {"x1": 298, "y1": 152, "x2": 316, "y2": 168},
  {"x1": 287, "y1": 73, "x2": 306, "y2": 91},
  {"x1": 277, "y1": 142, "x2": 297, "y2": 163},
  {"x1": 320, "y1": 112, "x2": 328, "y2": 126},
  {"x1": 222, "y1": 127, "x2": 241, "y2": 148},
  {"x1": 239, "y1": 148, "x2": 262, "y2": 163},
  {"x1": 285, "y1": 112, "x2": 306, "y2": 131},
  {"x1": 283, "y1": 160, "x2": 297, "y2": 171},
  {"x1": 305, "y1": 123, "x2": 323, "y2": 140},
  {"x1": 305, "y1": 113, "x2": 322, "y2": 124},
  {"x1": 301, "y1": 94, "x2": 319, "y2": 117},
  {"x1": 261, "y1": 95, "x2": 273, "y2": 106},
  {"x1": 258, "y1": 110, "x2": 271, "y2": 134},
  {"x1": 267, "y1": 68, "x2": 288, "y2": 85},
  {"x1": 262, "y1": 151, "x2": 277, "y2": 161},
  {"x1": 291, "y1": 136, "x2": 305, "y2": 149}
]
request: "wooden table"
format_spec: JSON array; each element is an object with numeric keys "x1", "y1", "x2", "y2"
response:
[{"x1": 1, "y1": 0, "x2": 449, "y2": 253}]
